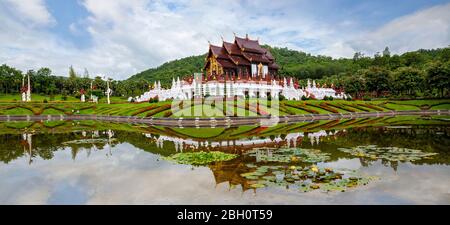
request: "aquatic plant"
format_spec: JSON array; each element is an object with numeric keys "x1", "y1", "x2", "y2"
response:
[
  {"x1": 164, "y1": 151, "x2": 238, "y2": 166},
  {"x1": 240, "y1": 163, "x2": 378, "y2": 193},
  {"x1": 62, "y1": 138, "x2": 117, "y2": 145},
  {"x1": 337, "y1": 145, "x2": 438, "y2": 162},
  {"x1": 245, "y1": 147, "x2": 331, "y2": 163}
]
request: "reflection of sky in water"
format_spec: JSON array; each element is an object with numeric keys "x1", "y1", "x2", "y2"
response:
[{"x1": 1, "y1": 142, "x2": 449, "y2": 205}]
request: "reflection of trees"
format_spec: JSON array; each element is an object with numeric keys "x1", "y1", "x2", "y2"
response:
[
  {"x1": 0, "y1": 132, "x2": 114, "y2": 164},
  {"x1": 0, "y1": 134, "x2": 26, "y2": 163}
]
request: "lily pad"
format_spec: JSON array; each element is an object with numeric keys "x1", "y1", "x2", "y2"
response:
[
  {"x1": 164, "y1": 151, "x2": 238, "y2": 166},
  {"x1": 62, "y1": 138, "x2": 117, "y2": 145},
  {"x1": 245, "y1": 147, "x2": 331, "y2": 163},
  {"x1": 338, "y1": 145, "x2": 438, "y2": 162}
]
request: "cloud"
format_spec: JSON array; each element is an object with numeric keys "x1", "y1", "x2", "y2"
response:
[
  {"x1": 2, "y1": 0, "x2": 55, "y2": 26},
  {"x1": 349, "y1": 3, "x2": 450, "y2": 56},
  {"x1": 0, "y1": 0, "x2": 449, "y2": 80}
]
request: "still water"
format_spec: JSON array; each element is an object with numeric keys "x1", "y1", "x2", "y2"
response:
[{"x1": 0, "y1": 116, "x2": 449, "y2": 204}]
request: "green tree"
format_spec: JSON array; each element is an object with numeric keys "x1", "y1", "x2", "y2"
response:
[
  {"x1": 69, "y1": 65, "x2": 77, "y2": 79},
  {"x1": 426, "y1": 61, "x2": 450, "y2": 97},
  {"x1": 391, "y1": 67, "x2": 424, "y2": 96},
  {"x1": 363, "y1": 67, "x2": 391, "y2": 97},
  {"x1": 343, "y1": 74, "x2": 366, "y2": 99}
]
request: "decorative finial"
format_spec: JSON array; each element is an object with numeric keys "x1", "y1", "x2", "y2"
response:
[
  {"x1": 221, "y1": 35, "x2": 224, "y2": 42},
  {"x1": 233, "y1": 32, "x2": 236, "y2": 37},
  {"x1": 208, "y1": 40, "x2": 211, "y2": 46},
  {"x1": 246, "y1": 33, "x2": 249, "y2": 39}
]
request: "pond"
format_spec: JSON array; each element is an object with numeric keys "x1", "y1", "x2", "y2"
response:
[{"x1": 0, "y1": 116, "x2": 449, "y2": 204}]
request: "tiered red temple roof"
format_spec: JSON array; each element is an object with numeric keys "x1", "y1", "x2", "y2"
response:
[{"x1": 204, "y1": 34, "x2": 279, "y2": 81}]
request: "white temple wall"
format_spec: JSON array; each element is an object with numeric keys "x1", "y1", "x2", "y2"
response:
[{"x1": 131, "y1": 78, "x2": 347, "y2": 102}]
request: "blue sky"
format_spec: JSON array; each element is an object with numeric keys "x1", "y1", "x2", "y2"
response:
[{"x1": 1, "y1": 0, "x2": 449, "y2": 80}]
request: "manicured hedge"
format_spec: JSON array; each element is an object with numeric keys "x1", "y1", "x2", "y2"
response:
[
  {"x1": 342, "y1": 103, "x2": 370, "y2": 112},
  {"x1": 358, "y1": 103, "x2": 385, "y2": 111},
  {"x1": 131, "y1": 105, "x2": 160, "y2": 116},
  {"x1": 145, "y1": 104, "x2": 172, "y2": 117},
  {"x1": 315, "y1": 103, "x2": 339, "y2": 113},
  {"x1": 284, "y1": 102, "x2": 319, "y2": 114}
]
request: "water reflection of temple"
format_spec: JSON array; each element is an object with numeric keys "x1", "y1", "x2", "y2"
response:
[{"x1": 144, "y1": 129, "x2": 340, "y2": 152}]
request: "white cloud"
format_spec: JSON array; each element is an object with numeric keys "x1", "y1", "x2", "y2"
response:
[
  {"x1": 349, "y1": 3, "x2": 450, "y2": 56},
  {"x1": 2, "y1": 0, "x2": 55, "y2": 26}
]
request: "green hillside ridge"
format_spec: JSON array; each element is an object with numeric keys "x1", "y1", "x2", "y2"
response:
[{"x1": 126, "y1": 45, "x2": 450, "y2": 88}]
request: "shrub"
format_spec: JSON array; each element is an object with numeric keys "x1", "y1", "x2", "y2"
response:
[
  {"x1": 164, "y1": 111, "x2": 173, "y2": 117},
  {"x1": 323, "y1": 96, "x2": 329, "y2": 100},
  {"x1": 328, "y1": 96, "x2": 333, "y2": 101},
  {"x1": 149, "y1": 96, "x2": 159, "y2": 103},
  {"x1": 301, "y1": 95, "x2": 308, "y2": 101},
  {"x1": 61, "y1": 95, "x2": 68, "y2": 101},
  {"x1": 43, "y1": 99, "x2": 48, "y2": 103},
  {"x1": 279, "y1": 94, "x2": 286, "y2": 101}
]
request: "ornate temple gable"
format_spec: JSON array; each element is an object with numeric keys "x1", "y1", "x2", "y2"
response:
[
  {"x1": 209, "y1": 45, "x2": 229, "y2": 60},
  {"x1": 235, "y1": 35, "x2": 265, "y2": 54},
  {"x1": 242, "y1": 51, "x2": 270, "y2": 64},
  {"x1": 228, "y1": 55, "x2": 250, "y2": 66},
  {"x1": 223, "y1": 41, "x2": 242, "y2": 56}
]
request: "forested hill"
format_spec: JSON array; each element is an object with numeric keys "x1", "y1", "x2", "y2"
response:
[
  {"x1": 127, "y1": 45, "x2": 450, "y2": 87},
  {"x1": 127, "y1": 55, "x2": 206, "y2": 86}
]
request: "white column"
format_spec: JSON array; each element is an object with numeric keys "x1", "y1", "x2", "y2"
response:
[{"x1": 26, "y1": 73, "x2": 31, "y2": 102}]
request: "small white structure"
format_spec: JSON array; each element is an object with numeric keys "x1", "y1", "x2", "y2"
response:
[
  {"x1": 81, "y1": 94, "x2": 85, "y2": 102},
  {"x1": 21, "y1": 73, "x2": 32, "y2": 102}
]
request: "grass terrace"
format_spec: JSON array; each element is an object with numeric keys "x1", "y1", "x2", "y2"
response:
[{"x1": 0, "y1": 97, "x2": 449, "y2": 118}]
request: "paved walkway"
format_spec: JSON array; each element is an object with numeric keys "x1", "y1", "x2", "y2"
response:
[{"x1": 0, "y1": 110, "x2": 448, "y2": 128}]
